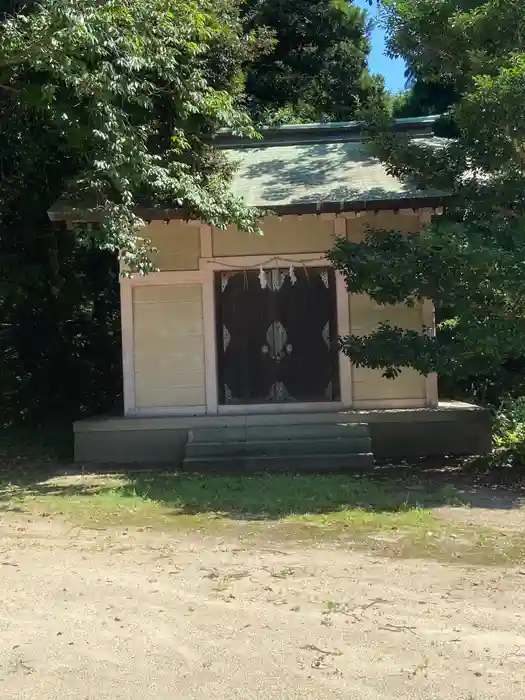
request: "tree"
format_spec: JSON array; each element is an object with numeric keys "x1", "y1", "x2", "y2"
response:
[
  {"x1": 328, "y1": 0, "x2": 525, "y2": 391},
  {"x1": 358, "y1": 0, "x2": 460, "y2": 125},
  {"x1": 392, "y1": 75, "x2": 459, "y2": 123},
  {"x1": 0, "y1": 0, "x2": 261, "y2": 274},
  {"x1": 0, "y1": 0, "x2": 262, "y2": 422},
  {"x1": 243, "y1": 0, "x2": 385, "y2": 123}
]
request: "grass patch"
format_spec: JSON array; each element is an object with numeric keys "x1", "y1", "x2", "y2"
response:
[
  {"x1": 1, "y1": 470, "x2": 459, "y2": 523},
  {"x1": 1, "y1": 469, "x2": 524, "y2": 565},
  {"x1": 2, "y1": 423, "x2": 524, "y2": 564},
  {"x1": 123, "y1": 471, "x2": 464, "y2": 517}
]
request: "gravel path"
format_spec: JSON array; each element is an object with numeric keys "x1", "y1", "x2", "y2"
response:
[{"x1": 1, "y1": 517, "x2": 525, "y2": 699}]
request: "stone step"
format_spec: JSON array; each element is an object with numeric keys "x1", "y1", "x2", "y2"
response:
[
  {"x1": 182, "y1": 452, "x2": 375, "y2": 474},
  {"x1": 188, "y1": 422, "x2": 370, "y2": 444},
  {"x1": 185, "y1": 436, "x2": 371, "y2": 458},
  {"x1": 197, "y1": 411, "x2": 367, "y2": 428}
]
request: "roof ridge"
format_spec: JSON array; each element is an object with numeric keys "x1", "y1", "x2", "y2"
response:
[{"x1": 214, "y1": 116, "x2": 441, "y2": 149}]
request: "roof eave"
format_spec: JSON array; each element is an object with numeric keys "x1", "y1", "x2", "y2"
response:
[{"x1": 47, "y1": 195, "x2": 448, "y2": 224}]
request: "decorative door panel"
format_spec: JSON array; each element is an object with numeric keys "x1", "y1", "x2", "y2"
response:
[
  {"x1": 276, "y1": 267, "x2": 339, "y2": 402},
  {"x1": 216, "y1": 271, "x2": 275, "y2": 404},
  {"x1": 216, "y1": 267, "x2": 339, "y2": 405}
]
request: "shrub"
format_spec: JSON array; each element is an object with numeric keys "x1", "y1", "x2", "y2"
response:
[{"x1": 492, "y1": 396, "x2": 525, "y2": 467}]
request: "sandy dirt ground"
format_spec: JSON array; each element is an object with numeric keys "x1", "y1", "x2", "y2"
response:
[
  {"x1": 1, "y1": 517, "x2": 525, "y2": 700},
  {"x1": 435, "y1": 487, "x2": 525, "y2": 531}
]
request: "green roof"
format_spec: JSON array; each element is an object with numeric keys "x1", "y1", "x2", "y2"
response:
[
  {"x1": 48, "y1": 117, "x2": 448, "y2": 222},
  {"x1": 216, "y1": 117, "x2": 447, "y2": 212},
  {"x1": 225, "y1": 135, "x2": 446, "y2": 210}
]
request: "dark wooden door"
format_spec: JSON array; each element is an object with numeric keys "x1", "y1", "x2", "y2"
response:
[
  {"x1": 276, "y1": 267, "x2": 339, "y2": 402},
  {"x1": 216, "y1": 267, "x2": 339, "y2": 404},
  {"x1": 216, "y1": 270, "x2": 275, "y2": 404}
]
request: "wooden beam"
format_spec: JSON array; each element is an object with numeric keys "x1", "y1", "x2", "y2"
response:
[
  {"x1": 423, "y1": 299, "x2": 439, "y2": 407},
  {"x1": 202, "y1": 270, "x2": 219, "y2": 415},
  {"x1": 120, "y1": 278, "x2": 136, "y2": 416},
  {"x1": 335, "y1": 272, "x2": 352, "y2": 407},
  {"x1": 333, "y1": 216, "x2": 347, "y2": 238},
  {"x1": 199, "y1": 224, "x2": 213, "y2": 258}
]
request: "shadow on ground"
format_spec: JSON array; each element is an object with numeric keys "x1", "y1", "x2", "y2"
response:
[
  {"x1": 2, "y1": 423, "x2": 524, "y2": 520},
  {"x1": 1, "y1": 459, "x2": 524, "y2": 520},
  {"x1": 120, "y1": 467, "x2": 525, "y2": 519}
]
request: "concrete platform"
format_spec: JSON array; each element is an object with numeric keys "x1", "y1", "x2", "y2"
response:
[{"x1": 73, "y1": 401, "x2": 492, "y2": 464}]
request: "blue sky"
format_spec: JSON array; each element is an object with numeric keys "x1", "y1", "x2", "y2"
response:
[{"x1": 354, "y1": 0, "x2": 406, "y2": 93}]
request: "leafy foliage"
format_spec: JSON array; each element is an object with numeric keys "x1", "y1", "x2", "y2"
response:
[
  {"x1": 243, "y1": 0, "x2": 385, "y2": 123},
  {"x1": 392, "y1": 79, "x2": 458, "y2": 125},
  {"x1": 0, "y1": 0, "x2": 261, "y2": 274},
  {"x1": 493, "y1": 397, "x2": 525, "y2": 466},
  {"x1": 329, "y1": 0, "x2": 525, "y2": 389},
  {"x1": 0, "y1": 0, "x2": 262, "y2": 423},
  {"x1": 469, "y1": 395, "x2": 525, "y2": 475}
]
